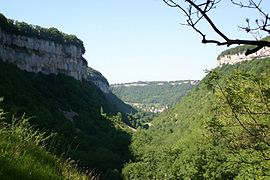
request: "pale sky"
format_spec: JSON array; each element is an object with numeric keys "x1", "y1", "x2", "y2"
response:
[{"x1": 1, "y1": 0, "x2": 269, "y2": 83}]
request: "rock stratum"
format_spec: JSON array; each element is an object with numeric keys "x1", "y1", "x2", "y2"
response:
[
  {"x1": 217, "y1": 37, "x2": 270, "y2": 66},
  {"x1": 0, "y1": 27, "x2": 87, "y2": 81},
  {"x1": 0, "y1": 12, "x2": 111, "y2": 93},
  {"x1": 218, "y1": 46, "x2": 270, "y2": 66},
  {"x1": 87, "y1": 67, "x2": 110, "y2": 94}
]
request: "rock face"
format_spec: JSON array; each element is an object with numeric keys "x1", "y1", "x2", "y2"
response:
[
  {"x1": 87, "y1": 67, "x2": 110, "y2": 94},
  {"x1": 0, "y1": 27, "x2": 87, "y2": 80},
  {"x1": 93, "y1": 80, "x2": 110, "y2": 94},
  {"x1": 218, "y1": 47, "x2": 270, "y2": 66}
]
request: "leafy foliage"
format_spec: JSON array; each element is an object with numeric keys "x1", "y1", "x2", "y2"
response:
[
  {"x1": 205, "y1": 68, "x2": 270, "y2": 178},
  {"x1": 123, "y1": 58, "x2": 270, "y2": 179},
  {"x1": 126, "y1": 111, "x2": 157, "y2": 129}
]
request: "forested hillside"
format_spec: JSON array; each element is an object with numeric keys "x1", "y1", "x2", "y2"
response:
[
  {"x1": 123, "y1": 58, "x2": 270, "y2": 179},
  {"x1": 111, "y1": 80, "x2": 198, "y2": 112},
  {"x1": 1, "y1": 11, "x2": 269, "y2": 180},
  {"x1": 0, "y1": 61, "x2": 131, "y2": 179}
]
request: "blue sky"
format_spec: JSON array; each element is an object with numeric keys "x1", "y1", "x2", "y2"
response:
[{"x1": 1, "y1": 0, "x2": 269, "y2": 83}]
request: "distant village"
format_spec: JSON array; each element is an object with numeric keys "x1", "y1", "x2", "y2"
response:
[{"x1": 126, "y1": 102, "x2": 169, "y2": 113}]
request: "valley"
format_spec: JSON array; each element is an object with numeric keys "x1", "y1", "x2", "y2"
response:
[
  {"x1": 111, "y1": 80, "x2": 198, "y2": 113},
  {"x1": 0, "y1": 11, "x2": 270, "y2": 180}
]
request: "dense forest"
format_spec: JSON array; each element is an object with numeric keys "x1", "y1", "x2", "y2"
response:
[{"x1": 122, "y1": 58, "x2": 270, "y2": 179}]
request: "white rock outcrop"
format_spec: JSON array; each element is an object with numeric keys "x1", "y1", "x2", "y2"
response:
[
  {"x1": 92, "y1": 80, "x2": 110, "y2": 94},
  {"x1": 0, "y1": 27, "x2": 87, "y2": 80},
  {"x1": 218, "y1": 47, "x2": 270, "y2": 66},
  {"x1": 87, "y1": 67, "x2": 110, "y2": 94}
]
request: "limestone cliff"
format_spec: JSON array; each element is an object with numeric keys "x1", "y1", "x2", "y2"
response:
[
  {"x1": 218, "y1": 46, "x2": 270, "y2": 66},
  {"x1": 217, "y1": 36, "x2": 270, "y2": 66},
  {"x1": 0, "y1": 27, "x2": 87, "y2": 80},
  {"x1": 87, "y1": 67, "x2": 110, "y2": 94}
]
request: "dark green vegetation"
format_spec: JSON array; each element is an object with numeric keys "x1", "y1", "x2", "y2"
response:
[
  {"x1": 1, "y1": 12, "x2": 270, "y2": 179},
  {"x1": 0, "y1": 99, "x2": 91, "y2": 180},
  {"x1": 123, "y1": 58, "x2": 270, "y2": 179},
  {"x1": 217, "y1": 36, "x2": 270, "y2": 60},
  {"x1": 0, "y1": 13, "x2": 85, "y2": 53},
  {"x1": 0, "y1": 61, "x2": 131, "y2": 179},
  {"x1": 111, "y1": 80, "x2": 198, "y2": 111},
  {"x1": 126, "y1": 111, "x2": 157, "y2": 129},
  {"x1": 87, "y1": 67, "x2": 137, "y2": 127}
]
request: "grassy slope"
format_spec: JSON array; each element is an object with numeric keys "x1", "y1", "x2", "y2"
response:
[
  {"x1": 0, "y1": 105, "x2": 90, "y2": 180},
  {"x1": 0, "y1": 61, "x2": 131, "y2": 179}
]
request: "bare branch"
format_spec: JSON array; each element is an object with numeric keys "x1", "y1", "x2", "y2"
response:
[{"x1": 163, "y1": 0, "x2": 270, "y2": 55}]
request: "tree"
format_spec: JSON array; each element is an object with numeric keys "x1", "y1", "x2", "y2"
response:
[
  {"x1": 205, "y1": 68, "x2": 270, "y2": 178},
  {"x1": 163, "y1": 0, "x2": 270, "y2": 55}
]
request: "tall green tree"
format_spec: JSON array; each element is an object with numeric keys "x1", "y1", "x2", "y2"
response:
[{"x1": 205, "y1": 69, "x2": 270, "y2": 178}]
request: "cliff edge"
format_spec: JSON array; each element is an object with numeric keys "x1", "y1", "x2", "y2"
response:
[
  {"x1": 217, "y1": 36, "x2": 270, "y2": 66},
  {"x1": 0, "y1": 13, "x2": 112, "y2": 94},
  {"x1": 0, "y1": 13, "x2": 87, "y2": 80},
  {"x1": 0, "y1": 27, "x2": 87, "y2": 81},
  {"x1": 87, "y1": 67, "x2": 110, "y2": 94}
]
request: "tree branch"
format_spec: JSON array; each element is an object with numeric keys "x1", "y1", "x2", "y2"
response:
[{"x1": 163, "y1": 0, "x2": 270, "y2": 55}]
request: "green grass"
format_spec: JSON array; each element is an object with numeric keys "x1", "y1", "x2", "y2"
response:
[{"x1": 0, "y1": 103, "x2": 93, "y2": 180}]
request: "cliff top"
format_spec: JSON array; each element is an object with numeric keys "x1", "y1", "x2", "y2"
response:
[
  {"x1": 0, "y1": 13, "x2": 85, "y2": 54},
  {"x1": 217, "y1": 36, "x2": 270, "y2": 60}
]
